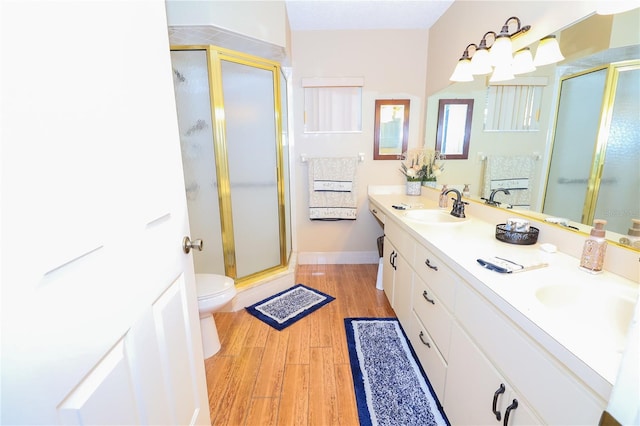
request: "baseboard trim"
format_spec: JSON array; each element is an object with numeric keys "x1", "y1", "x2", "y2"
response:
[{"x1": 298, "y1": 251, "x2": 379, "y2": 265}]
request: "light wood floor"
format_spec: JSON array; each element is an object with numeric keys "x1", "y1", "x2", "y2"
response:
[{"x1": 204, "y1": 264, "x2": 396, "y2": 426}]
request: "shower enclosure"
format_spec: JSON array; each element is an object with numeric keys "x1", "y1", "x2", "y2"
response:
[
  {"x1": 170, "y1": 46, "x2": 292, "y2": 287},
  {"x1": 543, "y1": 60, "x2": 639, "y2": 235}
]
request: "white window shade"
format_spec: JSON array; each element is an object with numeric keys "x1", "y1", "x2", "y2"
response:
[
  {"x1": 484, "y1": 77, "x2": 547, "y2": 131},
  {"x1": 303, "y1": 77, "x2": 364, "y2": 133}
]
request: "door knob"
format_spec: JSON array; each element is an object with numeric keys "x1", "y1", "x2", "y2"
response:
[{"x1": 183, "y1": 236, "x2": 203, "y2": 254}]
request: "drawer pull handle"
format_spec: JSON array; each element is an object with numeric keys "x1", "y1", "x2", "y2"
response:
[
  {"x1": 492, "y1": 383, "x2": 506, "y2": 421},
  {"x1": 418, "y1": 331, "x2": 431, "y2": 348},
  {"x1": 425, "y1": 259, "x2": 438, "y2": 271},
  {"x1": 503, "y1": 399, "x2": 518, "y2": 426},
  {"x1": 372, "y1": 209, "x2": 378, "y2": 214},
  {"x1": 422, "y1": 291, "x2": 435, "y2": 305}
]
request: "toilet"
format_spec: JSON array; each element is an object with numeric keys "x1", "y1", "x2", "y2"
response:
[{"x1": 195, "y1": 273, "x2": 237, "y2": 358}]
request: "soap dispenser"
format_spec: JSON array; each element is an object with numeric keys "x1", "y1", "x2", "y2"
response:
[
  {"x1": 619, "y1": 219, "x2": 640, "y2": 249},
  {"x1": 439, "y1": 184, "x2": 449, "y2": 208},
  {"x1": 580, "y1": 219, "x2": 607, "y2": 274}
]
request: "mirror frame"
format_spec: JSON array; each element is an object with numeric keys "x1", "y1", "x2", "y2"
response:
[
  {"x1": 373, "y1": 99, "x2": 410, "y2": 160},
  {"x1": 435, "y1": 98, "x2": 473, "y2": 159}
]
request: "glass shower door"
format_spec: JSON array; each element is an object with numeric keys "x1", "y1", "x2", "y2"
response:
[
  {"x1": 170, "y1": 50, "x2": 225, "y2": 275},
  {"x1": 220, "y1": 59, "x2": 281, "y2": 278},
  {"x1": 591, "y1": 65, "x2": 640, "y2": 233},
  {"x1": 543, "y1": 68, "x2": 607, "y2": 222}
]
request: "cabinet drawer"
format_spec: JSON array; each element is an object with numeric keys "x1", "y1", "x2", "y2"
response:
[
  {"x1": 412, "y1": 275, "x2": 453, "y2": 361},
  {"x1": 385, "y1": 219, "x2": 414, "y2": 260},
  {"x1": 455, "y1": 283, "x2": 604, "y2": 425},
  {"x1": 369, "y1": 203, "x2": 385, "y2": 224},
  {"x1": 414, "y1": 242, "x2": 457, "y2": 311},
  {"x1": 407, "y1": 312, "x2": 447, "y2": 404}
]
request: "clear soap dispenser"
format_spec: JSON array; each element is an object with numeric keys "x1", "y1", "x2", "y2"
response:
[
  {"x1": 580, "y1": 219, "x2": 607, "y2": 274},
  {"x1": 439, "y1": 184, "x2": 449, "y2": 208}
]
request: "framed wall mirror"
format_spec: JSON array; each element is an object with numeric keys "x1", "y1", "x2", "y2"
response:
[
  {"x1": 373, "y1": 99, "x2": 410, "y2": 160},
  {"x1": 435, "y1": 99, "x2": 473, "y2": 159}
]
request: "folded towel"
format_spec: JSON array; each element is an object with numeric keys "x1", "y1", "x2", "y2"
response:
[
  {"x1": 308, "y1": 157, "x2": 358, "y2": 220},
  {"x1": 482, "y1": 155, "x2": 536, "y2": 208}
]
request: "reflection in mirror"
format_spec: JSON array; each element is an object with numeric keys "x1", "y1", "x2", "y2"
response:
[
  {"x1": 435, "y1": 99, "x2": 473, "y2": 159},
  {"x1": 424, "y1": 8, "x2": 640, "y2": 250},
  {"x1": 374, "y1": 99, "x2": 409, "y2": 160}
]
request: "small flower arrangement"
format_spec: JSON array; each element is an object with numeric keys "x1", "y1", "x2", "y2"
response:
[{"x1": 400, "y1": 148, "x2": 444, "y2": 182}]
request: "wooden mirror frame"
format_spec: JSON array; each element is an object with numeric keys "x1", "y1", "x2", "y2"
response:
[
  {"x1": 373, "y1": 99, "x2": 410, "y2": 160},
  {"x1": 435, "y1": 99, "x2": 474, "y2": 160}
]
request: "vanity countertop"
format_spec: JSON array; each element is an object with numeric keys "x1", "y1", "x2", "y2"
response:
[{"x1": 368, "y1": 187, "x2": 639, "y2": 402}]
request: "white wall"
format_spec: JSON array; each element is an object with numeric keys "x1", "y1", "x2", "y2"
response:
[{"x1": 291, "y1": 29, "x2": 429, "y2": 262}]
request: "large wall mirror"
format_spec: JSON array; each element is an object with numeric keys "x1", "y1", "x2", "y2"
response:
[
  {"x1": 373, "y1": 99, "x2": 410, "y2": 160},
  {"x1": 424, "y1": 9, "x2": 640, "y2": 250}
]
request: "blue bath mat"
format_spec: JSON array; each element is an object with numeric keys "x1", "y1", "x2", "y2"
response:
[
  {"x1": 245, "y1": 284, "x2": 335, "y2": 330},
  {"x1": 345, "y1": 318, "x2": 449, "y2": 426}
]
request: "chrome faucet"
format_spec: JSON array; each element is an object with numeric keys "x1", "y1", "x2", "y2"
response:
[
  {"x1": 444, "y1": 188, "x2": 467, "y2": 218},
  {"x1": 482, "y1": 188, "x2": 511, "y2": 206}
]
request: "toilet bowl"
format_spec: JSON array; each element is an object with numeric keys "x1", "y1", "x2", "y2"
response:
[{"x1": 195, "y1": 274, "x2": 237, "y2": 358}]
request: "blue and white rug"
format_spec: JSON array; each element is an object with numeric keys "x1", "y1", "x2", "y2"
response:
[
  {"x1": 245, "y1": 284, "x2": 335, "y2": 330},
  {"x1": 345, "y1": 318, "x2": 449, "y2": 426}
]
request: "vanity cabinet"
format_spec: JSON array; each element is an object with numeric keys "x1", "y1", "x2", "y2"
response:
[
  {"x1": 445, "y1": 322, "x2": 541, "y2": 425},
  {"x1": 382, "y1": 219, "x2": 414, "y2": 325},
  {"x1": 371, "y1": 198, "x2": 608, "y2": 425}
]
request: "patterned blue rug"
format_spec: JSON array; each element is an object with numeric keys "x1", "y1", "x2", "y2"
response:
[
  {"x1": 345, "y1": 318, "x2": 449, "y2": 426},
  {"x1": 245, "y1": 284, "x2": 335, "y2": 330}
]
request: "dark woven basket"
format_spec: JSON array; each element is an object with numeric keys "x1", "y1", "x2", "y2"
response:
[{"x1": 495, "y1": 224, "x2": 539, "y2": 245}]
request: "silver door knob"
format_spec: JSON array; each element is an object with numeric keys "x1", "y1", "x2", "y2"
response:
[{"x1": 183, "y1": 236, "x2": 203, "y2": 254}]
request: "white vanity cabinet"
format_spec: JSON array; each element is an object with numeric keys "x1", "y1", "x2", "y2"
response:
[
  {"x1": 453, "y1": 280, "x2": 605, "y2": 425},
  {"x1": 382, "y1": 219, "x2": 414, "y2": 325},
  {"x1": 370, "y1": 195, "x2": 610, "y2": 425},
  {"x1": 445, "y1": 322, "x2": 541, "y2": 425}
]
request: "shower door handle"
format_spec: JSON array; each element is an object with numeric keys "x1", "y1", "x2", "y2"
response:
[{"x1": 183, "y1": 236, "x2": 203, "y2": 254}]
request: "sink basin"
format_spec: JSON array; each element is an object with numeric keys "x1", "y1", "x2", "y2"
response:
[
  {"x1": 403, "y1": 209, "x2": 468, "y2": 224},
  {"x1": 535, "y1": 284, "x2": 636, "y2": 346}
]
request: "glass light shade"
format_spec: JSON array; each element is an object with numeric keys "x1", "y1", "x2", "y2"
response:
[
  {"x1": 489, "y1": 63, "x2": 515, "y2": 83},
  {"x1": 533, "y1": 35, "x2": 565, "y2": 66},
  {"x1": 450, "y1": 58, "x2": 474, "y2": 82},
  {"x1": 490, "y1": 35, "x2": 513, "y2": 67},
  {"x1": 512, "y1": 48, "x2": 536, "y2": 75},
  {"x1": 470, "y1": 48, "x2": 493, "y2": 75}
]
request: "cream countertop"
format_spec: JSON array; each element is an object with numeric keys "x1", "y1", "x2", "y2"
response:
[{"x1": 368, "y1": 186, "x2": 639, "y2": 404}]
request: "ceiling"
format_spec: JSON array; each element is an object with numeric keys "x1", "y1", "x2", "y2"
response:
[{"x1": 285, "y1": 0, "x2": 455, "y2": 31}]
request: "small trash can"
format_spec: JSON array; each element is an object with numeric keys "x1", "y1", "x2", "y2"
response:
[{"x1": 376, "y1": 235, "x2": 384, "y2": 290}]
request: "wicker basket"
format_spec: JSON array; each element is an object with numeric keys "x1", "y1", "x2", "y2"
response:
[{"x1": 495, "y1": 224, "x2": 539, "y2": 245}]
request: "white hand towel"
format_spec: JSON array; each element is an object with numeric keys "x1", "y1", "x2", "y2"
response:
[
  {"x1": 308, "y1": 157, "x2": 358, "y2": 220},
  {"x1": 482, "y1": 155, "x2": 536, "y2": 208}
]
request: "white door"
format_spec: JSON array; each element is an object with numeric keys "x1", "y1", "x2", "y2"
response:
[{"x1": 1, "y1": 1, "x2": 209, "y2": 424}]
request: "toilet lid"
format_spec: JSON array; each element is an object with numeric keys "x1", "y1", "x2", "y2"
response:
[{"x1": 196, "y1": 274, "x2": 235, "y2": 298}]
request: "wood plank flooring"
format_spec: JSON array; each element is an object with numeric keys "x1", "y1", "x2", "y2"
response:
[{"x1": 204, "y1": 264, "x2": 396, "y2": 426}]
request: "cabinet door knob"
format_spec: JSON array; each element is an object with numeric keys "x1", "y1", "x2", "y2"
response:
[
  {"x1": 422, "y1": 290, "x2": 435, "y2": 305},
  {"x1": 492, "y1": 383, "x2": 506, "y2": 421},
  {"x1": 418, "y1": 331, "x2": 431, "y2": 348},
  {"x1": 425, "y1": 258, "x2": 438, "y2": 271},
  {"x1": 503, "y1": 399, "x2": 518, "y2": 426}
]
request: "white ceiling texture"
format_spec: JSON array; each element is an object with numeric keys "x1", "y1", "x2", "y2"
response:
[{"x1": 285, "y1": 0, "x2": 455, "y2": 31}]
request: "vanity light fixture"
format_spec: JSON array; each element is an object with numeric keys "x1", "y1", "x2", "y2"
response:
[
  {"x1": 533, "y1": 35, "x2": 565, "y2": 67},
  {"x1": 489, "y1": 63, "x2": 515, "y2": 83},
  {"x1": 449, "y1": 44, "x2": 476, "y2": 82},
  {"x1": 470, "y1": 32, "x2": 495, "y2": 75},
  {"x1": 489, "y1": 17, "x2": 531, "y2": 67},
  {"x1": 451, "y1": 16, "x2": 539, "y2": 83},
  {"x1": 512, "y1": 47, "x2": 536, "y2": 75}
]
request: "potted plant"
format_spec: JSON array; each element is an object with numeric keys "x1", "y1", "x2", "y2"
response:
[{"x1": 400, "y1": 148, "x2": 444, "y2": 195}]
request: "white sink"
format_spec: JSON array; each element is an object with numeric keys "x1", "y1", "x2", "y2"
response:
[
  {"x1": 403, "y1": 209, "x2": 468, "y2": 225},
  {"x1": 535, "y1": 284, "x2": 636, "y2": 347}
]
